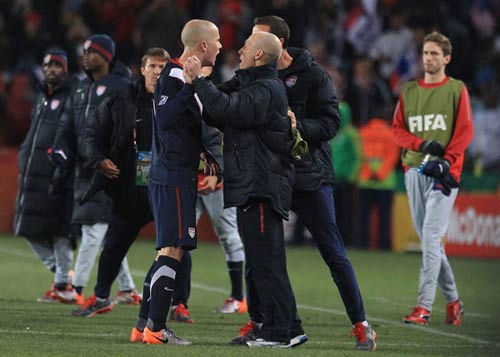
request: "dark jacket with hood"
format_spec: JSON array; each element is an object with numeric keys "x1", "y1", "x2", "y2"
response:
[
  {"x1": 278, "y1": 47, "x2": 341, "y2": 191},
  {"x1": 193, "y1": 62, "x2": 294, "y2": 219},
  {"x1": 52, "y1": 60, "x2": 130, "y2": 224},
  {"x1": 14, "y1": 77, "x2": 76, "y2": 239}
]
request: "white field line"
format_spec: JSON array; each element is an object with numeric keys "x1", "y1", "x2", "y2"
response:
[
  {"x1": 1, "y1": 246, "x2": 498, "y2": 347},
  {"x1": 0, "y1": 328, "x2": 491, "y2": 349}
]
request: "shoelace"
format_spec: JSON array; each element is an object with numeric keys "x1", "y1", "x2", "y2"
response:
[
  {"x1": 239, "y1": 321, "x2": 255, "y2": 336},
  {"x1": 81, "y1": 295, "x2": 97, "y2": 309},
  {"x1": 175, "y1": 304, "x2": 190, "y2": 316},
  {"x1": 352, "y1": 324, "x2": 366, "y2": 342}
]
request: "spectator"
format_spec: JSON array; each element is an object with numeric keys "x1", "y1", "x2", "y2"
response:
[{"x1": 344, "y1": 56, "x2": 392, "y2": 127}]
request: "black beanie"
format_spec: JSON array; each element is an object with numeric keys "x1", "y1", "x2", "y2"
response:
[
  {"x1": 43, "y1": 49, "x2": 68, "y2": 73},
  {"x1": 83, "y1": 34, "x2": 115, "y2": 62}
]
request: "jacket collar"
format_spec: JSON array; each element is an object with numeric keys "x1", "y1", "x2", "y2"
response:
[{"x1": 235, "y1": 62, "x2": 278, "y2": 85}]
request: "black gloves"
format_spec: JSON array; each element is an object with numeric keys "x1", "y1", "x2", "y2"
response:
[
  {"x1": 422, "y1": 158, "x2": 450, "y2": 178},
  {"x1": 419, "y1": 140, "x2": 445, "y2": 157},
  {"x1": 433, "y1": 174, "x2": 459, "y2": 196}
]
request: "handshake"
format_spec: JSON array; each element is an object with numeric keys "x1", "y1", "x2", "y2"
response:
[{"x1": 418, "y1": 140, "x2": 457, "y2": 196}]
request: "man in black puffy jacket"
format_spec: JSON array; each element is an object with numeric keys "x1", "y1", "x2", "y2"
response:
[
  {"x1": 14, "y1": 49, "x2": 75, "y2": 302},
  {"x1": 184, "y1": 31, "x2": 299, "y2": 348},
  {"x1": 252, "y1": 16, "x2": 377, "y2": 351},
  {"x1": 50, "y1": 34, "x2": 135, "y2": 304},
  {"x1": 70, "y1": 48, "x2": 170, "y2": 317}
]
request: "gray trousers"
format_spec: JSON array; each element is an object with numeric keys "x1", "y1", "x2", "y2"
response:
[
  {"x1": 196, "y1": 189, "x2": 244, "y2": 262},
  {"x1": 72, "y1": 222, "x2": 135, "y2": 291},
  {"x1": 405, "y1": 170, "x2": 460, "y2": 311},
  {"x1": 28, "y1": 236, "x2": 73, "y2": 286}
]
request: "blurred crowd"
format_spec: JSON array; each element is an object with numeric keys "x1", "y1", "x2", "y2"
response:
[{"x1": 1, "y1": 0, "x2": 499, "y2": 172}]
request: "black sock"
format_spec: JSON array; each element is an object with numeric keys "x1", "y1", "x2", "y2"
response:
[
  {"x1": 138, "y1": 261, "x2": 156, "y2": 321},
  {"x1": 172, "y1": 251, "x2": 191, "y2": 306},
  {"x1": 228, "y1": 261, "x2": 244, "y2": 301},
  {"x1": 149, "y1": 256, "x2": 179, "y2": 332},
  {"x1": 50, "y1": 266, "x2": 56, "y2": 273},
  {"x1": 73, "y1": 286, "x2": 83, "y2": 295}
]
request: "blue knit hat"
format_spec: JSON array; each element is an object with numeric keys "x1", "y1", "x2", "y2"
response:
[
  {"x1": 43, "y1": 49, "x2": 68, "y2": 73},
  {"x1": 83, "y1": 34, "x2": 115, "y2": 62}
]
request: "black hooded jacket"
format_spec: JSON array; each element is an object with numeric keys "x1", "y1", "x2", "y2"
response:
[
  {"x1": 194, "y1": 63, "x2": 294, "y2": 219},
  {"x1": 278, "y1": 47, "x2": 341, "y2": 191},
  {"x1": 52, "y1": 60, "x2": 130, "y2": 224},
  {"x1": 14, "y1": 77, "x2": 76, "y2": 239}
]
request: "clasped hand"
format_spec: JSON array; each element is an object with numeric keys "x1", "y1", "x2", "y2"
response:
[{"x1": 183, "y1": 55, "x2": 202, "y2": 84}]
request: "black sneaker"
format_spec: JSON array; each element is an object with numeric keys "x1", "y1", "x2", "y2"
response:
[{"x1": 71, "y1": 294, "x2": 113, "y2": 317}]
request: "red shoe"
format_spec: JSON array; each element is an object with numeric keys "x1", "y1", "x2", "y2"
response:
[
  {"x1": 51, "y1": 285, "x2": 84, "y2": 304},
  {"x1": 71, "y1": 294, "x2": 113, "y2": 317},
  {"x1": 130, "y1": 327, "x2": 144, "y2": 343},
  {"x1": 230, "y1": 320, "x2": 260, "y2": 345},
  {"x1": 169, "y1": 303, "x2": 194, "y2": 323},
  {"x1": 217, "y1": 297, "x2": 248, "y2": 313},
  {"x1": 445, "y1": 300, "x2": 464, "y2": 326},
  {"x1": 37, "y1": 284, "x2": 60, "y2": 303},
  {"x1": 352, "y1": 322, "x2": 377, "y2": 351},
  {"x1": 114, "y1": 290, "x2": 142, "y2": 305},
  {"x1": 403, "y1": 306, "x2": 431, "y2": 325}
]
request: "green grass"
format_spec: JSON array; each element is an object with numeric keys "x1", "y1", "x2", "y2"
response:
[{"x1": 1, "y1": 234, "x2": 499, "y2": 356}]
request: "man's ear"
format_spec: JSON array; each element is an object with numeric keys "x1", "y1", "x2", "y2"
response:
[
  {"x1": 200, "y1": 41, "x2": 208, "y2": 52},
  {"x1": 254, "y1": 49, "x2": 264, "y2": 61}
]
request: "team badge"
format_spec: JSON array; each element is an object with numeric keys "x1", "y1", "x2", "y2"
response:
[
  {"x1": 188, "y1": 227, "x2": 196, "y2": 238},
  {"x1": 285, "y1": 75, "x2": 297, "y2": 87},
  {"x1": 158, "y1": 95, "x2": 168, "y2": 106},
  {"x1": 50, "y1": 99, "x2": 60, "y2": 110},
  {"x1": 96, "y1": 85, "x2": 107, "y2": 96}
]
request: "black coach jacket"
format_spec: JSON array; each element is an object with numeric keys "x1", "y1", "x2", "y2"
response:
[
  {"x1": 52, "y1": 61, "x2": 130, "y2": 225},
  {"x1": 278, "y1": 47, "x2": 341, "y2": 191},
  {"x1": 193, "y1": 62, "x2": 294, "y2": 219},
  {"x1": 14, "y1": 78, "x2": 75, "y2": 239}
]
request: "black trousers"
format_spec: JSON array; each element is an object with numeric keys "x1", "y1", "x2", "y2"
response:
[
  {"x1": 239, "y1": 200, "x2": 292, "y2": 343},
  {"x1": 94, "y1": 187, "x2": 152, "y2": 298}
]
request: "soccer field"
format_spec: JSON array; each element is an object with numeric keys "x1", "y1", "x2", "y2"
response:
[{"x1": 1, "y1": 234, "x2": 499, "y2": 356}]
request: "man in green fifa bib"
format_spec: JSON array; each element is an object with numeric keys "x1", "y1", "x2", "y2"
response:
[{"x1": 392, "y1": 31, "x2": 474, "y2": 326}]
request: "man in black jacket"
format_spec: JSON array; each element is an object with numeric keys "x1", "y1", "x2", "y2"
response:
[
  {"x1": 251, "y1": 16, "x2": 377, "y2": 351},
  {"x1": 50, "y1": 34, "x2": 135, "y2": 304},
  {"x1": 183, "y1": 31, "x2": 299, "y2": 348},
  {"x1": 14, "y1": 49, "x2": 75, "y2": 303},
  {"x1": 71, "y1": 48, "x2": 170, "y2": 317}
]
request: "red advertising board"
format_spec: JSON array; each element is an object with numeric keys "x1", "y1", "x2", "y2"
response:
[{"x1": 445, "y1": 193, "x2": 500, "y2": 259}]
